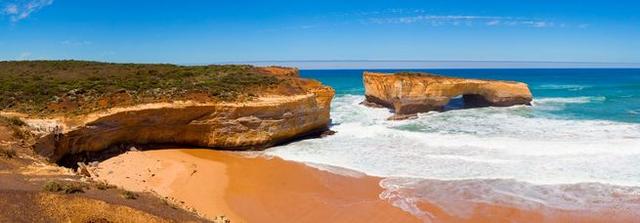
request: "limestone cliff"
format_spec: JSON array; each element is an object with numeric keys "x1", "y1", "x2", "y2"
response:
[
  {"x1": 0, "y1": 62, "x2": 334, "y2": 162},
  {"x1": 363, "y1": 72, "x2": 532, "y2": 119},
  {"x1": 34, "y1": 93, "x2": 332, "y2": 162}
]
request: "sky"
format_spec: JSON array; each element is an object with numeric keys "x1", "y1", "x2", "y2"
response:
[{"x1": 0, "y1": 0, "x2": 639, "y2": 68}]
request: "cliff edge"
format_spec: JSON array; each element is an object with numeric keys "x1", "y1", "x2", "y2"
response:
[
  {"x1": 0, "y1": 61, "x2": 334, "y2": 162},
  {"x1": 363, "y1": 72, "x2": 532, "y2": 119}
]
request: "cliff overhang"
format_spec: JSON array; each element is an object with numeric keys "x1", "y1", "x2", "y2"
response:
[{"x1": 0, "y1": 62, "x2": 335, "y2": 163}]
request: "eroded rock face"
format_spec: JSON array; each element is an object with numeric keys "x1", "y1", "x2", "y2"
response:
[
  {"x1": 363, "y1": 72, "x2": 532, "y2": 119},
  {"x1": 28, "y1": 69, "x2": 335, "y2": 162}
]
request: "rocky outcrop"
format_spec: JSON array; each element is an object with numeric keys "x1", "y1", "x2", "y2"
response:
[
  {"x1": 363, "y1": 72, "x2": 532, "y2": 119},
  {"x1": 22, "y1": 68, "x2": 335, "y2": 162}
]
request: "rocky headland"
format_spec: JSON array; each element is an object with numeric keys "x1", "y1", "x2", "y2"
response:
[
  {"x1": 0, "y1": 61, "x2": 334, "y2": 163},
  {"x1": 362, "y1": 72, "x2": 533, "y2": 120},
  {"x1": 0, "y1": 61, "x2": 335, "y2": 222}
]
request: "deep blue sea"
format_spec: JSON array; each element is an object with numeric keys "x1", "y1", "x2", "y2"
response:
[{"x1": 264, "y1": 69, "x2": 640, "y2": 219}]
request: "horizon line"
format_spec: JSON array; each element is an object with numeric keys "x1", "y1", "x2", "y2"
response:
[
  {"x1": 227, "y1": 59, "x2": 640, "y2": 65},
  {"x1": 223, "y1": 60, "x2": 640, "y2": 70},
  {"x1": 3, "y1": 59, "x2": 640, "y2": 69}
]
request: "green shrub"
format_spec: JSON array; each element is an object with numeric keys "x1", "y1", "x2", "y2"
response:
[
  {"x1": 395, "y1": 72, "x2": 439, "y2": 77},
  {"x1": 0, "y1": 60, "x2": 284, "y2": 114},
  {"x1": 43, "y1": 180, "x2": 85, "y2": 194}
]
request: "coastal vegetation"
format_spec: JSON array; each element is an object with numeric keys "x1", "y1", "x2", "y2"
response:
[
  {"x1": 395, "y1": 72, "x2": 438, "y2": 77},
  {"x1": 0, "y1": 60, "x2": 283, "y2": 115},
  {"x1": 120, "y1": 190, "x2": 138, "y2": 200},
  {"x1": 0, "y1": 60, "x2": 334, "y2": 223},
  {"x1": 42, "y1": 180, "x2": 86, "y2": 194}
]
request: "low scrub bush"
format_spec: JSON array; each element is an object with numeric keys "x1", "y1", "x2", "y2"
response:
[
  {"x1": 43, "y1": 180, "x2": 85, "y2": 194},
  {"x1": 0, "y1": 60, "x2": 284, "y2": 114},
  {"x1": 120, "y1": 190, "x2": 138, "y2": 200}
]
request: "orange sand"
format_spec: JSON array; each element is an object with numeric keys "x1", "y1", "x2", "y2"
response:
[
  {"x1": 93, "y1": 149, "x2": 419, "y2": 223},
  {"x1": 91, "y1": 150, "x2": 240, "y2": 221},
  {"x1": 93, "y1": 149, "x2": 638, "y2": 223}
]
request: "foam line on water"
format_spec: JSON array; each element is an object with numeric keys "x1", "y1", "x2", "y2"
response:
[
  {"x1": 265, "y1": 94, "x2": 640, "y2": 220},
  {"x1": 266, "y1": 95, "x2": 640, "y2": 186},
  {"x1": 379, "y1": 178, "x2": 640, "y2": 219},
  {"x1": 532, "y1": 96, "x2": 605, "y2": 105},
  {"x1": 535, "y1": 84, "x2": 592, "y2": 91}
]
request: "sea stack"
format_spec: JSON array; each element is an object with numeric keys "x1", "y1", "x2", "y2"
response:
[{"x1": 362, "y1": 72, "x2": 533, "y2": 120}]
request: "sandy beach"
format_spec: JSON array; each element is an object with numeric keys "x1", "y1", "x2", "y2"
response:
[
  {"x1": 91, "y1": 149, "x2": 639, "y2": 223},
  {"x1": 91, "y1": 149, "x2": 420, "y2": 223}
]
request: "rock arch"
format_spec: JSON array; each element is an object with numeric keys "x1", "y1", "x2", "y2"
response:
[{"x1": 362, "y1": 72, "x2": 533, "y2": 119}]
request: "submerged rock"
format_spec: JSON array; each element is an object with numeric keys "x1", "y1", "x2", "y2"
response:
[{"x1": 363, "y1": 72, "x2": 532, "y2": 120}]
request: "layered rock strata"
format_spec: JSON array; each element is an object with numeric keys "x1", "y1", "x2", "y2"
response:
[
  {"x1": 5, "y1": 67, "x2": 334, "y2": 162},
  {"x1": 363, "y1": 72, "x2": 532, "y2": 119}
]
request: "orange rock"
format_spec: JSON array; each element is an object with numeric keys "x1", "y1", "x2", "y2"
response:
[
  {"x1": 30, "y1": 69, "x2": 335, "y2": 162},
  {"x1": 363, "y1": 72, "x2": 532, "y2": 119}
]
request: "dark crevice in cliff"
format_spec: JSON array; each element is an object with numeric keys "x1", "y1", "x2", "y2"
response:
[
  {"x1": 56, "y1": 144, "x2": 133, "y2": 169},
  {"x1": 55, "y1": 127, "x2": 336, "y2": 170},
  {"x1": 56, "y1": 143, "x2": 229, "y2": 169},
  {"x1": 443, "y1": 94, "x2": 493, "y2": 111}
]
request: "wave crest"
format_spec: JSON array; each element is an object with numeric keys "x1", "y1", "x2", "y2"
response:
[
  {"x1": 380, "y1": 178, "x2": 640, "y2": 220},
  {"x1": 535, "y1": 84, "x2": 591, "y2": 91}
]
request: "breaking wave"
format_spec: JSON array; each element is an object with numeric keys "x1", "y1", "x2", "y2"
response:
[
  {"x1": 535, "y1": 84, "x2": 592, "y2": 91},
  {"x1": 265, "y1": 94, "x2": 640, "y2": 220}
]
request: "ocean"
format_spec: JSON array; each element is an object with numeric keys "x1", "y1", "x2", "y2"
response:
[{"x1": 264, "y1": 69, "x2": 640, "y2": 219}]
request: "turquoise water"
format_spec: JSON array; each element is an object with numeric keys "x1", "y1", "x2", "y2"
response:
[
  {"x1": 301, "y1": 69, "x2": 640, "y2": 123},
  {"x1": 265, "y1": 69, "x2": 640, "y2": 220}
]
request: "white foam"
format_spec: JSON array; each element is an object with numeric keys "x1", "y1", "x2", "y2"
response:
[
  {"x1": 533, "y1": 96, "x2": 605, "y2": 105},
  {"x1": 535, "y1": 84, "x2": 591, "y2": 91},
  {"x1": 531, "y1": 96, "x2": 606, "y2": 111},
  {"x1": 380, "y1": 178, "x2": 640, "y2": 219},
  {"x1": 267, "y1": 95, "x2": 640, "y2": 186},
  {"x1": 265, "y1": 94, "x2": 640, "y2": 219}
]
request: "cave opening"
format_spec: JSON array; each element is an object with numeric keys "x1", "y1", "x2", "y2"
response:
[
  {"x1": 443, "y1": 94, "x2": 493, "y2": 111},
  {"x1": 54, "y1": 127, "x2": 333, "y2": 170}
]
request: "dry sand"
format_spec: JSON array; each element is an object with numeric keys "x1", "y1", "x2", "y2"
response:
[
  {"x1": 92, "y1": 149, "x2": 637, "y2": 223},
  {"x1": 92, "y1": 149, "x2": 419, "y2": 223}
]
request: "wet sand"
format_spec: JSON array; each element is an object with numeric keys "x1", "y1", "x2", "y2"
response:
[{"x1": 92, "y1": 149, "x2": 638, "y2": 223}]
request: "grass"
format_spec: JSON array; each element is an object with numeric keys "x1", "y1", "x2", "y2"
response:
[
  {"x1": 0, "y1": 60, "x2": 286, "y2": 115},
  {"x1": 394, "y1": 72, "x2": 441, "y2": 77},
  {"x1": 43, "y1": 180, "x2": 85, "y2": 194}
]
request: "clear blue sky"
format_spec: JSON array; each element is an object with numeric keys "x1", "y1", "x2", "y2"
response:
[{"x1": 1, "y1": 0, "x2": 639, "y2": 67}]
